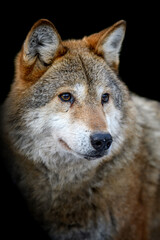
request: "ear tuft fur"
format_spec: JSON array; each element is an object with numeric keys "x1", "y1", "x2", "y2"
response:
[{"x1": 23, "y1": 19, "x2": 62, "y2": 66}]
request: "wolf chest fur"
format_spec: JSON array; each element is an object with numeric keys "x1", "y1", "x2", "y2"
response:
[{"x1": 1, "y1": 19, "x2": 160, "y2": 240}]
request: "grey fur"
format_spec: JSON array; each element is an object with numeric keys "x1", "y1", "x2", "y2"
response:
[
  {"x1": 1, "y1": 19, "x2": 160, "y2": 240},
  {"x1": 26, "y1": 24, "x2": 59, "y2": 65}
]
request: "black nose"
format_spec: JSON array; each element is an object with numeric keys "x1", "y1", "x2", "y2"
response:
[{"x1": 90, "y1": 132, "x2": 112, "y2": 151}]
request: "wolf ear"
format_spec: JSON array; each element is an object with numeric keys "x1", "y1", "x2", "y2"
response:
[
  {"x1": 23, "y1": 19, "x2": 64, "y2": 66},
  {"x1": 84, "y1": 20, "x2": 126, "y2": 72},
  {"x1": 18, "y1": 19, "x2": 66, "y2": 82}
]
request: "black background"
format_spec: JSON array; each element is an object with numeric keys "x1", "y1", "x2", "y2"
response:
[{"x1": 0, "y1": 2, "x2": 159, "y2": 239}]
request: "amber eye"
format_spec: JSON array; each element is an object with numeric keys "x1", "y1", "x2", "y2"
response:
[
  {"x1": 59, "y1": 93, "x2": 74, "y2": 103},
  {"x1": 101, "y1": 93, "x2": 109, "y2": 104}
]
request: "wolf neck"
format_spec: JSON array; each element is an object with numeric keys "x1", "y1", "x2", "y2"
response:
[
  {"x1": 41, "y1": 152, "x2": 102, "y2": 189},
  {"x1": 43, "y1": 137, "x2": 142, "y2": 190},
  {"x1": 30, "y1": 139, "x2": 139, "y2": 191}
]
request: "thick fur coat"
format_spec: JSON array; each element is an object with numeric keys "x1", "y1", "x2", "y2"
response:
[{"x1": 1, "y1": 19, "x2": 160, "y2": 240}]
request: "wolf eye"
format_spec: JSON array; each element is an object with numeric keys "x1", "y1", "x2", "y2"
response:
[
  {"x1": 101, "y1": 93, "x2": 109, "y2": 104},
  {"x1": 59, "y1": 92, "x2": 73, "y2": 103}
]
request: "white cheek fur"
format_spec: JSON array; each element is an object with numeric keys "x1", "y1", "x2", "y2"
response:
[
  {"x1": 106, "y1": 106, "x2": 125, "y2": 152},
  {"x1": 14, "y1": 97, "x2": 125, "y2": 166},
  {"x1": 22, "y1": 109, "x2": 92, "y2": 163}
]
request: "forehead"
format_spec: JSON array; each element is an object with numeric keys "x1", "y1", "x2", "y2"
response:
[
  {"x1": 25, "y1": 50, "x2": 121, "y2": 108},
  {"x1": 43, "y1": 51, "x2": 113, "y2": 88}
]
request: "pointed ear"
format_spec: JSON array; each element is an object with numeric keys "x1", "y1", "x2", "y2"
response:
[
  {"x1": 17, "y1": 19, "x2": 66, "y2": 82},
  {"x1": 85, "y1": 20, "x2": 126, "y2": 73},
  {"x1": 23, "y1": 19, "x2": 64, "y2": 66}
]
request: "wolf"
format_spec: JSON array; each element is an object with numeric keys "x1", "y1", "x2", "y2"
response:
[{"x1": 1, "y1": 19, "x2": 160, "y2": 240}]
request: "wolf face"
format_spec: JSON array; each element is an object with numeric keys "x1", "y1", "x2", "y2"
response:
[
  {"x1": 4, "y1": 19, "x2": 134, "y2": 165},
  {"x1": 2, "y1": 19, "x2": 160, "y2": 240}
]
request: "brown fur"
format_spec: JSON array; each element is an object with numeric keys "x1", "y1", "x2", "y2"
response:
[{"x1": 1, "y1": 19, "x2": 160, "y2": 240}]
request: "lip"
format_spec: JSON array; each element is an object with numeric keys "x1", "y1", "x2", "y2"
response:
[
  {"x1": 83, "y1": 152, "x2": 106, "y2": 160},
  {"x1": 59, "y1": 139, "x2": 72, "y2": 151},
  {"x1": 59, "y1": 139, "x2": 107, "y2": 160}
]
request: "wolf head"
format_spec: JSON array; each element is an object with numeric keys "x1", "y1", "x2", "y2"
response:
[{"x1": 4, "y1": 19, "x2": 137, "y2": 165}]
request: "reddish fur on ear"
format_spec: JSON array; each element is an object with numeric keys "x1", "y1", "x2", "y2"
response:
[
  {"x1": 16, "y1": 19, "x2": 67, "y2": 83},
  {"x1": 84, "y1": 20, "x2": 126, "y2": 73},
  {"x1": 15, "y1": 50, "x2": 50, "y2": 84},
  {"x1": 84, "y1": 28, "x2": 109, "y2": 51}
]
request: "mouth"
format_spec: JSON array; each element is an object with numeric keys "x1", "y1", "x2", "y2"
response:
[
  {"x1": 59, "y1": 139, "x2": 72, "y2": 151},
  {"x1": 83, "y1": 151, "x2": 106, "y2": 160},
  {"x1": 59, "y1": 139, "x2": 107, "y2": 160}
]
